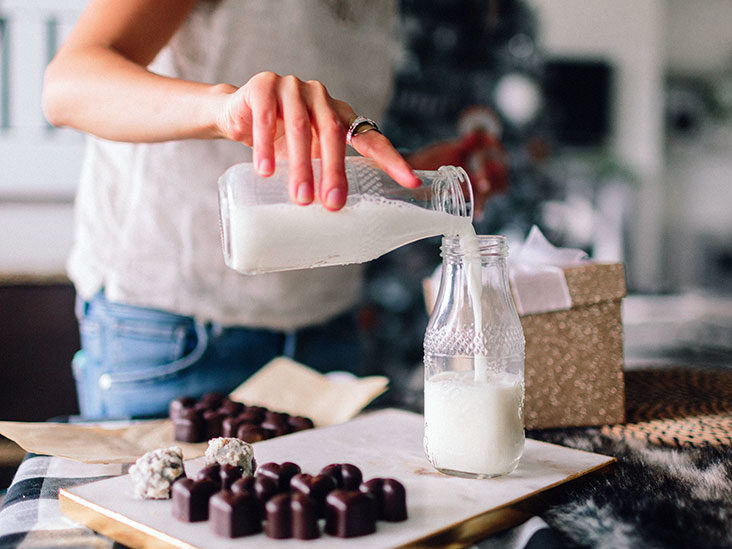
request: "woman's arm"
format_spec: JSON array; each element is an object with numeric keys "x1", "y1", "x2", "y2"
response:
[
  {"x1": 42, "y1": 0, "x2": 218, "y2": 142},
  {"x1": 42, "y1": 0, "x2": 418, "y2": 210}
]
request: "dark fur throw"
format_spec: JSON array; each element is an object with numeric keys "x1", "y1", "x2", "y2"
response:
[{"x1": 528, "y1": 428, "x2": 732, "y2": 548}]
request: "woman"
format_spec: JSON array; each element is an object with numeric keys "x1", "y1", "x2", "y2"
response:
[
  {"x1": 42, "y1": 0, "x2": 425, "y2": 419},
  {"x1": 43, "y1": 0, "x2": 491, "y2": 419}
]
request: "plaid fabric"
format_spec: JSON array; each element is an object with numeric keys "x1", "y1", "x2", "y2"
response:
[
  {"x1": 0, "y1": 454, "x2": 560, "y2": 549},
  {"x1": 0, "y1": 454, "x2": 124, "y2": 549}
]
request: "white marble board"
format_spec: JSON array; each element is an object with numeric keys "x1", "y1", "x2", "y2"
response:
[{"x1": 60, "y1": 409, "x2": 614, "y2": 548}]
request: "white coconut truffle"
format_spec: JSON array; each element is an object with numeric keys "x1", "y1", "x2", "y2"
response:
[
  {"x1": 129, "y1": 446, "x2": 184, "y2": 499},
  {"x1": 204, "y1": 437, "x2": 255, "y2": 475}
]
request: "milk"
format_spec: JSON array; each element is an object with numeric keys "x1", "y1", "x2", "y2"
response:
[
  {"x1": 459, "y1": 230, "x2": 492, "y2": 383},
  {"x1": 226, "y1": 195, "x2": 473, "y2": 274},
  {"x1": 424, "y1": 230, "x2": 525, "y2": 477},
  {"x1": 424, "y1": 369, "x2": 525, "y2": 477}
]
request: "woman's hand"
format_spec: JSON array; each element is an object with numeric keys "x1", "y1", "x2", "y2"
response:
[
  {"x1": 216, "y1": 72, "x2": 419, "y2": 210},
  {"x1": 42, "y1": 0, "x2": 419, "y2": 212}
]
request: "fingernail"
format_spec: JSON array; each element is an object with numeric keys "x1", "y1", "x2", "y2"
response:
[
  {"x1": 296, "y1": 183, "x2": 313, "y2": 204},
  {"x1": 402, "y1": 167, "x2": 421, "y2": 187},
  {"x1": 258, "y1": 157, "x2": 273, "y2": 175},
  {"x1": 325, "y1": 188, "x2": 346, "y2": 210}
]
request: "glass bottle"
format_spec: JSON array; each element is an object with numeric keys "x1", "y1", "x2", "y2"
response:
[
  {"x1": 218, "y1": 156, "x2": 473, "y2": 274},
  {"x1": 423, "y1": 235, "x2": 525, "y2": 478}
]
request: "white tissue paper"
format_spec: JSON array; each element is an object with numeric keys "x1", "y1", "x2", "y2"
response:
[
  {"x1": 507, "y1": 226, "x2": 588, "y2": 315},
  {"x1": 424, "y1": 226, "x2": 588, "y2": 316}
]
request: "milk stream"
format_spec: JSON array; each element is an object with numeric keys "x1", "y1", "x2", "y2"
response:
[{"x1": 456, "y1": 229, "x2": 491, "y2": 383}]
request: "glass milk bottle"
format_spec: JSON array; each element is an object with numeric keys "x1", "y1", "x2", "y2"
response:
[
  {"x1": 218, "y1": 157, "x2": 473, "y2": 274},
  {"x1": 423, "y1": 235, "x2": 525, "y2": 478}
]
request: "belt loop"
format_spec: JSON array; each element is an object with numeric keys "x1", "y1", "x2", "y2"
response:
[
  {"x1": 75, "y1": 294, "x2": 90, "y2": 320},
  {"x1": 210, "y1": 321, "x2": 224, "y2": 338},
  {"x1": 193, "y1": 319, "x2": 210, "y2": 357},
  {"x1": 283, "y1": 330, "x2": 297, "y2": 359}
]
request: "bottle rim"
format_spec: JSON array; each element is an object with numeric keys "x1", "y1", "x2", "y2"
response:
[
  {"x1": 441, "y1": 235, "x2": 508, "y2": 258},
  {"x1": 432, "y1": 166, "x2": 473, "y2": 220}
]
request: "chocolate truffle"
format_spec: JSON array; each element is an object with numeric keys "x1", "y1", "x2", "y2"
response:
[
  {"x1": 260, "y1": 419, "x2": 291, "y2": 438},
  {"x1": 172, "y1": 478, "x2": 218, "y2": 522},
  {"x1": 209, "y1": 490, "x2": 262, "y2": 537},
  {"x1": 168, "y1": 396, "x2": 196, "y2": 420},
  {"x1": 264, "y1": 410, "x2": 290, "y2": 423},
  {"x1": 218, "y1": 398, "x2": 244, "y2": 416},
  {"x1": 231, "y1": 476, "x2": 256, "y2": 496},
  {"x1": 291, "y1": 492, "x2": 320, "y2": 540},
  {"x1": 204, "y1": 438, "x2": 255, "y2": 476},
  {"x1": 220, "y1": 464, "x2": 244, "y2": 490},
  {"x1": 200, "y1": 391, "x2": 225, "y2": 409},
  {"x1": 290, "y1": 473, "x2": 337, "y2": 516},
  {"x1": 264, "y1": 493, "x2": 292, "y2": 539},
  {"x1": 320, "y1": 463, "x2": 363, "y2": 491},
  {"x1": 170, "y1": 394, "x2": 314, "y2": 442},
  {"x1": 263, "y1": 492, "x2": 321, "y2": 540},
  {"x1": 243, "y1": 406, "x2": 267, "y2": 422},
  {"x1": 129, "y1": 446, "x2": 184, "y2": 499},
  {"x1": 173, "y1": 407, "x2": 203, "y2": 443},
  {"x1": 288, "y1": 415, "x2": 315, "y2": 432},
  {"x1": 360, "y1": 478, "x2": 408, "y2": 521},
  {"x1": 232, "y1": 410, "x2": 257, "y2": 426},
  {"x1": 253, "y1": 475, "x2": 279, "y2": 514},
  {"x1": 325, "y1": 489, "x2": 376, "y2": 538},
  {"x1": 195, "y1": 463, "x2": 222, "y2": 489},
  {"x1": 256, "y1": 462, "x2": 301, "y2": 493},
  {"x1": 236, "y1": 424, "x2": 269, "y2": 443},
  {"x1": 221, "y1": 415, "x2": 243, "y2": 438},
  {"x1": 203, "y1": 409, "x2": 224, "y2": 439}
]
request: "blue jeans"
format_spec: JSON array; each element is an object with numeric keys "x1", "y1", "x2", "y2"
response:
[{"x1": 72, "y1": 291, "x2": 364, "y2": 419}]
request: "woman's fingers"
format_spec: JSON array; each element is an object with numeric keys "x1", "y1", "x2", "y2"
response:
[
  {"x1": 236, "y1": 72, "x2": 420, "y2": 211},
  {"x1": 279, "y1": 76, "x2": 314, "y2": 205},
  {"x1": 304, "y1": 80, "x2": 347, "y2": 210},
  {"x1": 350, "y1": 130, "x2": 420, "y2": 189},
  {"x1": 246, "y1": 72, "x2": 278, "y2": 177}
]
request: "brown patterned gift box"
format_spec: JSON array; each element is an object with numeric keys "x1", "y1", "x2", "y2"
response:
[{"x1": 520, "y1": 262, "x2": 627, "y2": 429}]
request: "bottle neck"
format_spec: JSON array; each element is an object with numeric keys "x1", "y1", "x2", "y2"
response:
[
  {"x1": 440, "y1": 235, "x2": 508, "y2": 264},
  {"x1": 415, "y1": 165, "x2": 473, "y2": 220}
]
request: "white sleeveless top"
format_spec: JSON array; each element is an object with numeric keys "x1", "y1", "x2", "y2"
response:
[{"x1": 67, "y1": 0, "x2": 398, "y2": 330}]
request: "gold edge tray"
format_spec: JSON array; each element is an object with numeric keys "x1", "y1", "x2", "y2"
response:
[
  {"x1": 400, "y1": 458, "x2": 615, "y2": 548},
  {"x1": 60, "y1": 458, "x2": 614, "y2": 549},
  {"x1": 58, "y1": 409, "x2": 616, "y2": 548},
  {"x1": 59, "y1": 488, "x2": 197, "y2": 549}
]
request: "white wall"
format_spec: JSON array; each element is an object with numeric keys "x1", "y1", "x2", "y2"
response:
[
  {"x1": 663, "y1": 0, "x2": 732, "y2": 240},
  {"x1": 0, "y1": 0, "x2": 87, "y2": 198},
  {"x1": 665, "y1": 0, "x2": 732, "y2": 75},
  {"x1": 0, "y1": 0, "x2": 86, "y2": 279},
  {"x1": 528, "y1": 0, "x2": 666, "y2": 291}
]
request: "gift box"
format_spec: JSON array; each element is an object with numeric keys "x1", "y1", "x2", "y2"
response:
[
  {"x1": 517, "y1": 261, "x2": 626, "y2": 429},
  {"x1": 424, "y1": 227, "x2": 627, "y2": 429}
]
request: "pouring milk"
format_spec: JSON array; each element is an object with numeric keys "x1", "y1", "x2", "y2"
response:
[
  {"x1": 422, "y1": 232, "x2": 525, "y2": 478},
  {"x1": 218, "y1": 159, "x2": 524, "y2": 477}
]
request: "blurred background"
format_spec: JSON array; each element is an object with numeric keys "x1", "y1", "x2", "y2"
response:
[{"x1": 0, "y1": 0, "x2": 730, "y2": 440}]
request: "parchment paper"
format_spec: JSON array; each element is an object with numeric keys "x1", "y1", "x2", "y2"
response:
[
  {"x1": 228, "y1": 356, "x2": 389, "y2": 426},
  {"x1": 0, "y1": 357, "x2": 388, "y2": 463},
  {"x1": 0, "y1": 420, "x2": 204, "y2": 464}
]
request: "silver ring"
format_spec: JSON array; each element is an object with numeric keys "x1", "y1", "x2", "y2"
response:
[{"x1": 346, "y1": 115, "x2": 381, "y2": 146}]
